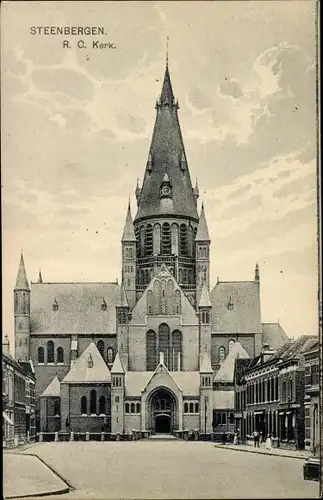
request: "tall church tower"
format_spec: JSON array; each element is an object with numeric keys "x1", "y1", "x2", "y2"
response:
[
  {"x1": 14, "y1": 252, "x2": 31, "y2": 361},
  {"x1": 195, "y1": 203, "x2": 211, "y2": 305},
  {"x1": 134, "y1": 60, "x2": 200, "y2": 306},
  {"x1": 121, "y1": 201, "x2": 137, "y2": 310}
]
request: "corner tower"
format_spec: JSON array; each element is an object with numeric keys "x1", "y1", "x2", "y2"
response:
[
  {"x1": 134, "y1": 61, "x2": 199, "y2": 306},
  {"x1": 14, "y1": 252, "x2": 31, "y2": 361}
]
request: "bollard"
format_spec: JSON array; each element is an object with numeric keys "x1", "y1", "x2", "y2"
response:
[
  {"x1": 101, "y1": 432, "x2": 105, "y2": 442},
  {"x1": 116, "y1": 433, "x2": 120, "y2": 441},
  {"x1": 86, "y1": 432, "x2": 90, "y2": 441},
  {"x1": 70, "y1": 431, "x2": 74, "y2": 441},
  {"x1": 54, "y1": 432, "x2": 58, "y2": 442},
  {"x1": 39, "y1": 432, "x2": 43, "y2": 443}
]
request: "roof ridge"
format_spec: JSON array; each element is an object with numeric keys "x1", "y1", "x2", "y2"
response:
[{"x1": 31, "y1": 281, "x2": 119, "y2": 285}]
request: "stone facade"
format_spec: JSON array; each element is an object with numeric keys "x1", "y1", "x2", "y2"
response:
[{"x1": 13, "y1": 61, "x2": 290, "y2": 436}]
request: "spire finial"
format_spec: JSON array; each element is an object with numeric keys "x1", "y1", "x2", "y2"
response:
[
  {"x1": 128, "y1": 194, "x2": 131, "y2": 210},
  {"x1": 255, "y1": 262, "x2": 260, "y2": 283},
  {"x1": 166, "y1": 36, "x2": 169, "y2": 67},
  {"x1": 38, "y1": 268, "x2": 43, "y2": 284}
]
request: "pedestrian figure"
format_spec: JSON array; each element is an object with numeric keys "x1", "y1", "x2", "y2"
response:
[
  {"x1": 265, "y1": 434, "x2": 272, "y2": 450},
  {"x1": 253, "y1": 430, "x2": 260, "y2": 448},
  {"x1": 221, "y1": 430, "x2": 226, "y2": 445},
  {"x1": 260, "y1": 431, "x2": 263, "y2": 444},
  {"x1": 233, "y1": 432, "x2": 238, "y2": 445}
]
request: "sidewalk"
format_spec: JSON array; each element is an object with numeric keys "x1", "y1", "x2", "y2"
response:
[
  {"x1": 214, "y1": 442, "x2": 310, "y2": 460},
  {"x1": 3, "y1": 452, "x2": 70, "y2": 498}
]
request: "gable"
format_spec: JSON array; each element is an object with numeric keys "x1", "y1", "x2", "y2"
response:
[
  {"x1": 142, "y1": 365, "x2": 182, "y2": 397},
  {"x1": 131, "y1": 265, "x2": 197, "y2": 325},
  {"x1": 62, "y1": 342, "x2": 111, "y2": 383},
  {"x1": 211, "y1": 281, "x2": 261, "y2": 334}
]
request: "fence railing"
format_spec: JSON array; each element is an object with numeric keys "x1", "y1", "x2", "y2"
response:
[{"x1": 37, "y1": 430, "x2": 152, "y2": 442}]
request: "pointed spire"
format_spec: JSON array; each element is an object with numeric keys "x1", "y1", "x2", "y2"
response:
[
  {"x1": 117, "y1": 281, "x2": 129, "y2": 308},
  {"x1": 198, "y1": 282, "x2": 211, "y2": 308},
  {"x1": 38, "y1": 269, "x2": 43, "y2": 283},
  {"x1": 15, "y1": 252, "x2": 30, "y2": 290},
  {"x1": 195, "y1": 203, "x2": 210, "y2": 241},
  {"x1": 166, "y1": 36, "x2": 169, "y2": 68},
  {"x1": 111, "y1": 352, "x2": 125, "y2": 373},
  {"x1": 200, "y1": 351, "x2": 213, "y2": 373},
  {"x1": 255, "y1": 262, "x2": 260, "y2": 282},
  {"x1": 160, "y1": 64, "x2": 174, "y2": 105},
  {"x1": 122, "y1": 203, "x2": 136, "y2": 242}
]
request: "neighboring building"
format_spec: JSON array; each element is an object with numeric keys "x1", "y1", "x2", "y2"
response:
[
  {"x1": 2, "y1": 335, "x2": 36, "y2": 446},
  {"x1": 13, "y1": 60, "x2": 290, "y2": 436},
  {"x1": 303, "y1": 340, "x2": 319, "y2": 454},
  {"x1": 234, "y1": 335, "x2": 317, "y2": 449}
]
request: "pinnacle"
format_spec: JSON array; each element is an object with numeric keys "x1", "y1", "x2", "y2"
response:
[
  {"x1": 121, "y1": 203, "x2": 136, "y2": 242},
  {"x1": 195, "y1": 203, "x2": 210, "y2": 241},
  {"x1": 15, "y1": 252, "x2": 30, "y2": 290}
]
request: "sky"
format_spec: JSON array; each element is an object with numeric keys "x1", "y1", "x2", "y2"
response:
[{"x1": 1, "y1": 1, "x2": 319, "y2": 352}]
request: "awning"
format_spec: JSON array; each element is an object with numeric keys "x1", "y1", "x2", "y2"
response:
[
  {"x1": 254, "y1": 411, "x2": 265, "y2": 415},
  {"x1": 279, "y1": 412, "x2": 285, "y2": 415},
  {"x1": 286, "y1": 411, "x2": 292, "y2": 415},
  {"x1": 3, "y1": 412, "x2": 14, "y2": 426}
]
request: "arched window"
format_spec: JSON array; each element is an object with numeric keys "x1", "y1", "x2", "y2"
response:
[
  {"x1": 195, "y1": 402, "x2": 199, "y2": 413},
  {"x1": 153, "y1": 224, "x2": 161, "y2": 255},
  {"x1": 54, "y1": 399, "x2": 60, "y2": 416},
  {"x1": 172, "y1": 330, "x2": 182, "y2": 371},
  {"x1": 178, "y1": 268, "x2": 183, "y2": 283},
  {"x1": 160, "y1": 280, "x2": 167, "y2": 314},
  {"x1": 136, "y1": 403, "x2": 141, "y2": 413},
  {"x1": 131, "y1": 403, "x2": 135, "y2": 414},
  {"x1": 193, "y1": 227, "x2": 197, "y2": 257},
  {"x1": 125, "y1": 403, "x2": 130, "y2": 414},
  {"x1": 47, "y1": 341, "x2": 54, "y2": 363},
  {"x1": 97, "y1": 340, "x2": 104, "y2": 357},
  {"x1": 228, "y1": 340, "x2": 235, "y2": 352},
  {"x1": 140, "y1": 270, "x2": 144, "y2": 285},
  {"x1": 81, "y1": 396, "x2": 87, "y2": 415},
  {"x1": 145, "y1": 224, "x2": 153, "y2": 255},
  {"x1": 57, "y1": 347, "x2": 64, "y2": 363},
  {"x1": 180, "y1": 224, "x2": 188, "y2": 255},
  {"x1": 135, "y1": 227, "x2": 140, "y2": 257},
  {"x1": 107, "y1": 348, "x2": 114, "y2": 364},
  {"x1": 99, "y1": 396, "x2": 106, "y2": 415},
  {"x1": 153, "y1": 280, "x2": 161, "y2": 314},
  {"x1": 159, "y1": 323, "x2": 170, "y2": 368},
  {"x1": 90, "y1": 389, "x2": 97, "y2": 414},
  {"x1": 146, "y1": 330, "x2": 157, "y2": 371},
  {"x1": 184, "y1": 402, "x2": 189, "y2": 413},
  {"x1": 144, "y1": 269, "x2": 149, "y2": 284},
  {"x1": 189, "y1": 402, "x2": 194, "y2": 413},
  {"x1": 188, "y1": 269, "x2": 193, "y2": 284},
  {"x1": 175, "y1": 290, "x2": 181, "y2": 314},
  {"x1": 140, "y1": 226, "x2": 145, "y2": 257},
  {"x1": 187, "y1": 225, "x2": 194, "y2": 256},
  {"x1": 38, "y1": 347, "x2": 44, "y2": 363},
  {"x1": 167, "y1": 280, "x2": 174, "y2": 315},
  {"x1": 218, "y1": 346, "x2": 226, "y2": 362},
  {"x1": 171, "y1": 223, "x2": 179, "y2": 255},
  {"x1": 183, "y1": 268, "x2": 188, "y2": 283},
  {"x1": 147, "y1": 290, "x2": 153, "y2": 315},
  {"x1": 161, "y1": 223, "x2": 171, "y2": 255}
]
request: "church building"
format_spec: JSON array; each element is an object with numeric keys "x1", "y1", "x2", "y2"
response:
[{"x1": 14, "y1": 60, "x2": 289, "y2": 435}]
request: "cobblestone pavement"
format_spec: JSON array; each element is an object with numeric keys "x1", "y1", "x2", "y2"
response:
[
  {"x1": 3, "y1": 452, "x2": 69, "y2": 498},
  {"x1": 17, "y1": 441, "x2": 319, "y2": 499},
  {"x1": 214, "y1": 443, "x2": 310, "y2": 460}
]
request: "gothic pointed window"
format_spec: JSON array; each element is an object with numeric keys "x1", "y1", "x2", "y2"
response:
[
  {"x1": 145, "y1": 224, "x2": 153, "y2": 256},
  {"x1": 47, "y1": 341, "x2": 54, "y2": 363},
  {"x1": 57, "y1": 347, "x2": 64, "y2": 363},
  {"x1": 218, "y1": 346, "x2": 226, "y2": 362},
  {"x1": 99, "y1": 396, "x2": 106, "y2": 415},
  {"x1": 146, "y1": 330, "x2": 157, "y2": 371},
  {"x1": 172, "y1": 330, "x2": 182, "y2": 371},
  {"x1": 125, "y1": 403, "x2": 130, "y2": 414},
  {"x1": 171, "y1": 224, "x2": 179, "y2": 255},
  {"x1": 131, "y1": 403, "x2": 135, "y2": 414},
  {"x1": 90, "y1": 389, "x2": 97, "y2": 414},
  {"x1": 167, "y1": 280, "x2": 174, "y2": 314},
  {"x1": 159, "y1": 323, "x2": 170, "y2": 368},
  {"x1": 97, "y1": 340, "x2": 104, "y2": 357},
  {"x1": 147, "y1": 290, "x2": 153, "y2": 315},
  {"x1": 107, "y1": 348, "x2": 114, "y2": 364},
  {"x1": 136, "y1": 403, "x2": 141, "y2": 413},
  {"x1": 184, "y1": 402, "x2": 188, "y2": 413},
  {"x1": 175, "y1": 290, "x2": 181, "y2": 314},
  {"x1": 140, "y1": 226, "x2": 145, "y2": 257},
  {"x1": 38, "y1": 347, "x2": 44, "y2": 364},
  {"x1": 180, "y1": 224, "x2": 188, "y2": 256},
  {"x1": 154, "y1": 280, "x2": 161, "y2": 314},
  {"x1": 187, "y1": 225, "x2": 194, "y2": 256},
  {"x1": 81, "y1": 396, "x2": 87, "y2": 415},
  {"x1": 135, "y1": 227, "x2": 140, "y2": 258},
  {"x1": 144, "y1": 269, "x2": 149, "y2": 284},
  {"x1": 161, "y1": 280, "x2": 167, "y2": 314},
  {"x1": 161, "y1": 223, "x2": 171, "y2": 255}
]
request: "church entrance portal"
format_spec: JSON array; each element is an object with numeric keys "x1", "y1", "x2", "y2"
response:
[{"x1": 148, "y1": 388, "x2": 177, "y2": 434}]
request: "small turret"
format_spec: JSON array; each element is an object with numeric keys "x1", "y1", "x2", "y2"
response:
[
  {"x1": 195, "y1": 203, "x2": 210, "y2": 242},
  {"x1": 14, "y1": 252, "x2": 31, "y2": 361},
  {"x1": 195, "y1": 203, "x2": 211, "y2": 305},
  {"x1": 111, "y1": 352, "x2": 125, "y2": 434}
]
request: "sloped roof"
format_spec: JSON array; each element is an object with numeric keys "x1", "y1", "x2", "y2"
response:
[
  {"x1": 124, "y1": 371, "x2": 200, "y2": 397},
  {"x1": 19, "y1": 360, "x2": 35, "y2": 377},
  {"x1": 122, "y1": 203, "x2": 136, "y2": 241},
  {"x1": 200, "y1": 352, "x2": 213, "y2": 373},
  {"x1": 30, "y1": 282, "x2": 119, "y2": 334},
  {"x1": 62, "y1": 342, "x2": 111, "y2": 383},
  {"x1": 262, "y1": 323, "x2": 289, "y2": 350},
  {"x1": 214, "y1": 342, "x2": 250, "y2": 383},
  {"x1": 135, "y1": 65, "x2": 198, "y2": 222},
  {"x1": 211, "y1": 281, "x2": 261, "y2": 333},
  {"x1": 269, "y1": 335, "x2": 318, "y2": 362},
  {"x1": 195, "y1": 203, "x2": 210, "y2": 241},
  {"x1": 117, "y1": 282, "x2": 129, "y2": 308},
  {"x1": 41, "y1": 375, "x2": 60, "y2": 397},
  {"x1": 213, "y1": 390, "x2": 234, "y2": 409},
  {"x1": 110, "y1": 352, "x2": 125, "y2": 373},
  {"x1": 15, "y1": 253, "x2": 30, "y2": 290},
  {"x1": 234, "y1": 358, "x2": 251, "y2": 384}
]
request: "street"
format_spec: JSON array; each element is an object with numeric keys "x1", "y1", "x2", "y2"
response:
[{"x1": 11, "y1": 441, "x2": 319, "y2": 499}]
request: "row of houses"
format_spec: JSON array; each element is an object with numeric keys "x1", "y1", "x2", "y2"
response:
[
  {"x1": 2, "y1": 336, "x2": 36, "y2": 447},
  {"x1": 233, "y1": 335, "x2": 319, "y2": 453}
]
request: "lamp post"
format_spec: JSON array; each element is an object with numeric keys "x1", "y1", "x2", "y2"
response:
[{"x1": 204, "y1": 397, "x2": 207, "y2": 435}]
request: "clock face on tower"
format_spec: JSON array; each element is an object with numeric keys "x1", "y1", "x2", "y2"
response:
[{"x1": 160, "y1": 184, "x2": 171, "y2": 198}]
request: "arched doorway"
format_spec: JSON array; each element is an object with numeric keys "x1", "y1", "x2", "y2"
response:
[{"x1": 148, "y1": 388, "x2": 177, "y2": 434}]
